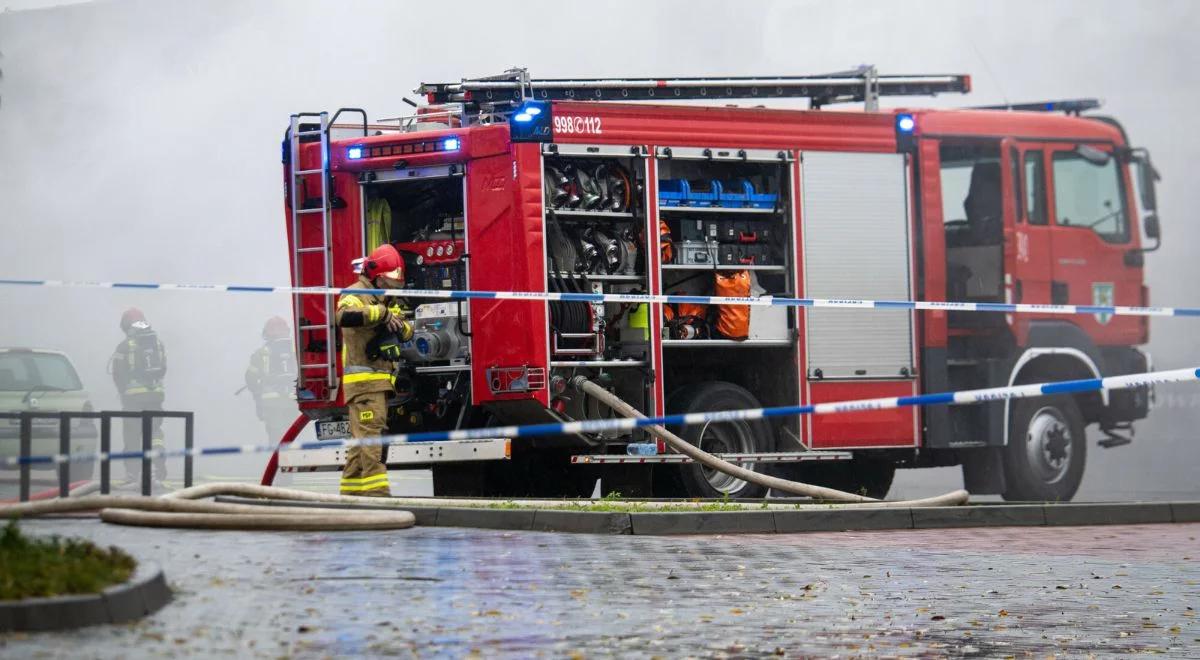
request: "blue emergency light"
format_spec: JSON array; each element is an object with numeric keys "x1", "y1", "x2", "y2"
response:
[
  {"x1": 347, "y1": 146, "x2": 364, "y2": 160},
  {"x1": 509, "y1": 100, "x2": 552, "y2": 142},
  {"x1": 894, "y1": 113, "x2": 916, "y2": 152},
  {"x1": 442, "y1": 137, "x2": 461, "y2": 151}
]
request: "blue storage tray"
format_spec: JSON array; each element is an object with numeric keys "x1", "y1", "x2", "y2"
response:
[
  {"x1": 717, "y1": 179, "x2": 752, "y2": 207},
  {"x1": 747, "y1": 191, "x2": 778, "y2": 209},
  {"x1": 717, "y1": 178, "x2": 778, "y2": 208},
  {"x1": 658, "y1": 178, "x2": 690, "y2": 207},
  {"x1": 658, "y1": 179, "x2": 722, "y2": 207}
]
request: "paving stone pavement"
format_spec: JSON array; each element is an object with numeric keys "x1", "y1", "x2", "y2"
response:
[{"x1": 1, "y1": 520, "x2": 1197, "y2": 658}]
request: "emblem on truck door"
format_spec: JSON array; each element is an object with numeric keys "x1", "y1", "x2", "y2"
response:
[{"x1": 1093, "y1": 282, "x2": 1114, "y2": 324}]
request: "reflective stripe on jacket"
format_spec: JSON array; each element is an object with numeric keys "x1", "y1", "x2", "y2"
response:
[{"x1": 335, "y1": 276, "x2": 405, "y2": 398}]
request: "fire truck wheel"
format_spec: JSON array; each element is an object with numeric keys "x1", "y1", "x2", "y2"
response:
[
  {"x1": 668, "y1": 382, "x2": 772, "y2": 499},
  {"x1": 1002, "y1": 395, "x2": 1086, "y2": 502}
]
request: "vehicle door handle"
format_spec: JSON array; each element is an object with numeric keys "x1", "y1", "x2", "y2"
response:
[{"x1": 1051, "y1": 281, "x2": 1069, "y2": 305}]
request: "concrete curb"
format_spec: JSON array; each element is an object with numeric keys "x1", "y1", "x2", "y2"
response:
[
  {"x1": 212, "y1": 496, "x2": 1200, "y2": 536},
  {"x1": 0, "y1": 562, "x2": 170, "y2": 632}
]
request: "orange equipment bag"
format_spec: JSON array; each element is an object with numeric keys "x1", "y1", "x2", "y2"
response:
[
  {"x1": 714, "y1": 270, "x2": 751, "y2": 340},
  {"x1": 659, "y1": 220, "x2": 674, "y2": 264}
]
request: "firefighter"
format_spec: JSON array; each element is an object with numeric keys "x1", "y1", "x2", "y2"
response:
[
  {"x1": 244, "y1": 316, "x2": 298, "y2": 444},
  {"x1": 334, "y1": 244, "x2": 413, "y2": 497},
  {"x1": 109, "y1": 308, "x2": 167, "y2": 485}
]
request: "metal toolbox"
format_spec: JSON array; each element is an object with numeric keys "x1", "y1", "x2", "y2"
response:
[{"x1": 679, "y1": 240, "x2": 718, "y2": 265}]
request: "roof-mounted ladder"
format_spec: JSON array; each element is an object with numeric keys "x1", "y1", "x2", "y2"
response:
[{"x1": 418, "y1": 65, "x2": 971, "y2": 111}]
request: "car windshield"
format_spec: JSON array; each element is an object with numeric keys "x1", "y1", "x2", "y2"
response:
[{"x1": 0, "y1": 352, "x2": 84, "y2": 392}]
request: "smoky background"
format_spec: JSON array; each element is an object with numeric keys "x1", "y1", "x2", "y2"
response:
[{"x1": 0, "y1": 0, "x2": 1196, "y2": 497}]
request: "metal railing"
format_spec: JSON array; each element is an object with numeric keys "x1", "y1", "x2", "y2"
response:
[{"x1": 1, "y1": 410, "x2": 193, "y2": 501}]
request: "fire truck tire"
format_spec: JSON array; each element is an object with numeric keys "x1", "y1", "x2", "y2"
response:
[
  {"x1": 668, "y1": 382, "x2": 773, "y2": 499},
  {"x1": 1002, "y1": 395, "x2": 1086, "y2": 502}
]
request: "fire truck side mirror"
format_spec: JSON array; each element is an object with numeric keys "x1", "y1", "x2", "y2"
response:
[
  {"x1": 1137, "y1": 157, "x2": 1159, "y2": 212},
  {"x1": 1143, "y1": 213, "x2": 1160, "y2": 240}
]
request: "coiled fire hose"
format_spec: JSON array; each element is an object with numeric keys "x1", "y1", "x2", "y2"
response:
[
  {"x1": 0, "y1": 483, "x2": 415, "y2": 530},
  {"x1": 571, "y1": 376, "x2": 970, "y2": 507}
]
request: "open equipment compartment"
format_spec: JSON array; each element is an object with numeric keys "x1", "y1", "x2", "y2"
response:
[
  {"x1": 655, "y1": 146, "x2": 795, "y2": 346},
  {"x1": 358, "y1": 165, "x2": 473, "y2": 435},
  {"x1": 542, "y1": 143, "x2": 653, "y2": 441}
]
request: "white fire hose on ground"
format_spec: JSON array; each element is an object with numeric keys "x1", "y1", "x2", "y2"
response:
[
  {"x1": 570, "y1": 376, "x2": 970, "y2": 507},
  {"x1": 1, "y1": 379, "x2": 967, "y2": 528},
  {"x1": 0, "y1": 483, "x2": 416, "y2": 531}
]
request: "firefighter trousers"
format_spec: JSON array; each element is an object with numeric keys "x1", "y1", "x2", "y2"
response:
[
  {"x1": 121, "y1": 391, "x2": 166, "y2": 484},
  {"x1": 341, "y1": 391, "x2": 391, "y2": 497}
]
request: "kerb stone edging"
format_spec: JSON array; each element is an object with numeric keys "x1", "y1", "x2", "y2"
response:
[
  {"x1": 0, "y1": 561, "x2": 170, "y2": 632},
  {"x1": 214, "y1": 496, "x2": 1200, "y2": 536}
]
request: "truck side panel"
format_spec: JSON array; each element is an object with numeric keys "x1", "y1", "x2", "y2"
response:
[{"x1": 467, "y1": 146, "x2": 549, "y2": 406}]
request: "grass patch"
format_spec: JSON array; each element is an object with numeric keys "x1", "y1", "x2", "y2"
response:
[{"x1": 0, "y1": 520, "x2": 136, "y2": 601}]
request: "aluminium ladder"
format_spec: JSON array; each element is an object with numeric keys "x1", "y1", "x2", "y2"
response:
[
  {"x1": 287, "y1": 112, "x2": 338, "y2": 401},
  {"x1": 418, "y1": 65, "x2": 971, "y2": 111}
]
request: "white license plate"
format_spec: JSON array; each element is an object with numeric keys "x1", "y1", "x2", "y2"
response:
[{"x1": 315, "y1": 420, "x2": 351, "y2": 441}]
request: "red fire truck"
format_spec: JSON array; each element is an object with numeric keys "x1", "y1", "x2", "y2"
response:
[{"x1": 273, "y1": 68, "x2": 1161, "y2": 502}]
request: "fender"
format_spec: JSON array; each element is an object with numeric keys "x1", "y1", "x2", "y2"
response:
[{"x1": 1003, "y1": 321, "x2": 1108, "y2": 445}]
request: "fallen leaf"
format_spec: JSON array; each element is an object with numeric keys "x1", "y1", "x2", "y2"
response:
[
  {"x1": 999, "y1": 609, "x2": 1009, "y2": 617},
  {"x1": 931, "y1": 615, "x2": 945, "y2": 621}
]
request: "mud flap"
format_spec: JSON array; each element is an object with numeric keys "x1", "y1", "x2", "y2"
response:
[{"x1": 961, "y1": 447, "x2": 1006, "y2": 494}]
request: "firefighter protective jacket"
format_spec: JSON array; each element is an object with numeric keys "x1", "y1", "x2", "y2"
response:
[
  {"x1": 335, "y1": 276, "x2": 412, "y2": 399},
  {"x1": 110, "y1": 328, "x2": 167, "y2": 397},
  {"x1": 244, "y1": 339, "x2": 296, "y2": 402}
]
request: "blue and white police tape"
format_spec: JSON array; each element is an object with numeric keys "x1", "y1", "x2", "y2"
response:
[
  {"x1": 1, "y1": 277, "x2": 1196, "y2": 319},
  {"x1": 4, "y1": 366, "x2": 1196, "y2": 468}
]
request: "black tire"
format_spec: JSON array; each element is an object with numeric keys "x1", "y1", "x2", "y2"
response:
[
  {"x1": 772, "y1": 458, "x2": 896, "y2": 500},
  {"x1": 666, "y1": 382, "x2": 773, "y2": 499},
  {"x1": 1002, "y1": 395, "x2": 1086, "y2": 502}
]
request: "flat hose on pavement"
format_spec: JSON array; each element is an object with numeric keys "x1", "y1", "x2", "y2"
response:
[
  {"x1": 0, "y1": 483, "x2": 416, "y2": 531},
  {"x1": 571, "y1": 376, "x2": 970, "y2": 507}
]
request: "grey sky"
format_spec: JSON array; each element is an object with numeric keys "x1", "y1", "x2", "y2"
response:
[{"x1": 0, "y1": 0, "x2": 1197, "y2": 492}]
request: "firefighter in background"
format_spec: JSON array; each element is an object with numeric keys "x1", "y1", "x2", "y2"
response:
[
  {"x1": 244, "y1": 316, "x2": 298, "y2": 443},
  {"x1": 109, "y1": 308, "x2": 167, "y2": 484},
  {"x1": 334, "y1": 244, "x2": 412, "y2": 497}
]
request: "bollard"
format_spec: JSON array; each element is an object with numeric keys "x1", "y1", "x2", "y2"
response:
[
  {"x1": 19, "y1": 413, "x2": 31, "y2": 503},
  {"x1": 184, "y1": 412, "x2": 194, "y2": 488},
  {"x1": 141, "y1": 415, "x2": 152, "y2": 496},
  {"x1": 100, "y1": 414, "x2": 112, "y2": 495},
  {"x1": 58, "y1": 415, "x2": 70, "y2": 498}
]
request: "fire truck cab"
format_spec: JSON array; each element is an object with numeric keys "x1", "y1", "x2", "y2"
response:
[{"x1": 277, "y1": 69, "x2": 1160, "y2": 502}]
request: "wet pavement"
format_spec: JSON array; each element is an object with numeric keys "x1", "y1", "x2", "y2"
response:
[{"x1": 1, "y1": 520, "x2": 1197, "y2": 658}]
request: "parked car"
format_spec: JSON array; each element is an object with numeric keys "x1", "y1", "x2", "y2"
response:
[{"x1": 0, "y1": 348, "x2": 96, "y2": 483}]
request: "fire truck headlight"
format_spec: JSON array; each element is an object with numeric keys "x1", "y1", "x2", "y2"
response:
[
  {"x1": 896, "y1": 114, "x2": 915, "y2": 133},
  {"x1": 347, "y1": 146, "x2": 364, "y2": 160},
  {"x1": 441, "y1": 137, "x2": 460, "y2": 151}
]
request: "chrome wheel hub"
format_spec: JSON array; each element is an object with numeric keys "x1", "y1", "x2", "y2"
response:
[{"x1": 1025, "y1": 406, "x2": 1072, "y2": 485}]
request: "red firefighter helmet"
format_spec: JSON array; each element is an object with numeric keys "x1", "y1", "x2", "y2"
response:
[
  {"x1": 120, "y1": 307, "x2": 146, "y2": 332},
  {"x1": 262, "y1": 316, "x2": 289, "y2": 340},
  {"x1": 356, "y1": 244, "x2": 405, "y2": 283}
]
